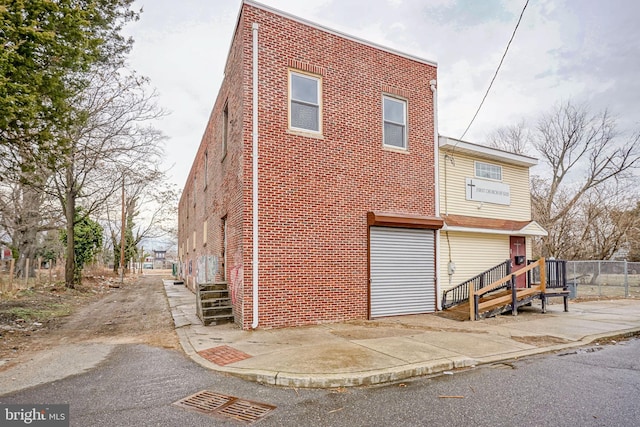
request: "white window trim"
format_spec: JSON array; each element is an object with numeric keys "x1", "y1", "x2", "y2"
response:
[
  {"x1": 474, "y1": 160, "x2": 503, "y2": 181},
  {"x1": 382, "y1": 95, "x2": 408, "y2": 150},
  {"x1": 288, "y1": 70, "x2": 322, "y2": 135}
]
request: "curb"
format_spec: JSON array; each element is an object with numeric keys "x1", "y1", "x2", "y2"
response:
[
  {"x1": 164, "y1": 281, "x2": 640, "y2": 388},
  {"x1": 174, "y1": 326, "x2": 640, "y2": 388}
]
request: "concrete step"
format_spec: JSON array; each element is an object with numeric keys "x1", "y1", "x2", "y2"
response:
[
  {"x1": 200, "y1": 289, "x2": 229, "y2": 297},
  {"x1": 201, "y1": 297, "x2": 231, "y2": 307},
  {"x1": 201, "y1": 312, "x2": 234, "y2": 326},
  {"x1": 198, "y1": 282, "x2": 229, "y2": 291}
]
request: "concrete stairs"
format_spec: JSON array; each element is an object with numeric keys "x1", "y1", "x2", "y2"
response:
[{"x1": 196, "y1": 282, "x2": 234, "y2": 326}]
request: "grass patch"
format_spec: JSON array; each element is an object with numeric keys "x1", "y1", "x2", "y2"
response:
[{"x1": 4, "y1": 303, "x2": 72, "y2": 322}]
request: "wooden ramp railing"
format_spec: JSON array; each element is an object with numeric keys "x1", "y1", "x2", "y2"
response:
[
  {"x1": 470, "y1": 258, "x2": 546, "y2": 321},
  {"x1": 441, "y1": 258, "x2": 569, "y2": 321}
]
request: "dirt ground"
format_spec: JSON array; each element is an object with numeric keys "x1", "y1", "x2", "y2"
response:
[{"x1": 0, "y1": 273, "x2": 179, "y2": 370}]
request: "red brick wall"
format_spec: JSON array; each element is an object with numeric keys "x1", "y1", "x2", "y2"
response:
[{"x1": 180, "y1": 2, "x2": 437, "y2": 329}]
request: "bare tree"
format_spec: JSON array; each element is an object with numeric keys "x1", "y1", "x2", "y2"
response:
[
  {"x1": 489, "y1": 100, "x2": 640, "y2": 259},
  {"x1": 101, "y1": 168, "x2": 178, "y2": 273},
  {"x1": 562, "y1": 185, "x2": 639, "y2": 260},
  {"x1": 0, "y1": 177, "x2": 62, "y2": 277},
  {"x1": 625, "y1": 202, "x2": 640, "y2": 262},
  {"x1": 486, "y1": 119, "x2": 533, "y2": 156},
  {"x1": 49, "y1": 67, "x2": 164, "y2": 287}
]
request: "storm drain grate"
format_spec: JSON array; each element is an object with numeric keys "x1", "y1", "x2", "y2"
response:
[
  {"x1": 174, "y1": 390, "x2": 230, "y2": 414},
  {"x1": 174, "y1": 390, "x2": 276, "y2": 424}
]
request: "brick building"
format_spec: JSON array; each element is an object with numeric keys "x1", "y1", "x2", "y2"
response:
[{"x1": 178, "y1": 0, "x2": 442, "y2": 329}]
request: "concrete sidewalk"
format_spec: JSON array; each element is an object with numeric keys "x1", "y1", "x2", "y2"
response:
[{"x1": 163, "y1": 280, "x2": 640, "y2": 388}]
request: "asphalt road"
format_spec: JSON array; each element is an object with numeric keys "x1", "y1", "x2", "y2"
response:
[{"x1": 2, "y1": 338, "x2": 639, "y2": 426}]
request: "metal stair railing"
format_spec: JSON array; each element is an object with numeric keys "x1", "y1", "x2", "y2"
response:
[{"x1": 442, "y1": 259, "x2": 511, "y2": 309}]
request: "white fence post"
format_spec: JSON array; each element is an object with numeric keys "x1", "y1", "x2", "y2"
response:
[
  {"x1": 625, "y1": 260, "x2": 629, "y2": 297},
  {"x1": 598, "y1": 261, "x2": 602, "y2": 297}
]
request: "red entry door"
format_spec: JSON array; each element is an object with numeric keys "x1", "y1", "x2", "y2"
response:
[{"x1": 510, "y1": 236, "x2": 526, "y2": 288}]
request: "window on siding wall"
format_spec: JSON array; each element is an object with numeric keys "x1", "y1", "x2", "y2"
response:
[
  {"x1": 475, "y1": 161, "x2": 502, "y2": 180},
  {"x1": 289, "y1": 71, "x2": 321, "y2": 133},
  {"x1": 383, "y1": 96, "x2": 407, "y2": 149}
]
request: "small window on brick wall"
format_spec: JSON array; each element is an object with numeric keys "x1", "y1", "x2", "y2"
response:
[
  {"x1": 222, "y1": 102, "x2": 229, "y2": 159},
  {"x1": 383, "y1": 95, "x2": 407, "y2": 149},
  {"x1": 289, "y1": 71, "x2": 321, "y2": 133},
  {"x1": 204, "y1": 150, "x2": 208, "y2": 190},
  {"x1": 203, "y1": 220, "x2": 208, "y2": 246}
]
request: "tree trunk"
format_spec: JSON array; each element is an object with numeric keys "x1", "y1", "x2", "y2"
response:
[
  {"x1": 14, "y1": 232, "x2": 39, "y2": 279},
  {"x1": 65, "y1": 166, "x2": 77, "y2": 288},
  {"x1": 12, "y1": 184, "x2": 46, "y2": 279}
]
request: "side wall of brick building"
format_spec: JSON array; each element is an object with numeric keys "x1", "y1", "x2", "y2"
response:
[{"x1": 238, "y1": 3, "x2": 437, "y2": 329}]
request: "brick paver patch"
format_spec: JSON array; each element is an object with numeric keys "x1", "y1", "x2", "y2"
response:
[{"x1": 197, "y1": 345, "x2": 252, "y2": 366}]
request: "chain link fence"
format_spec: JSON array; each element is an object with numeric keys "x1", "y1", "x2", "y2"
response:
[{"x1": 566, "y1": 260, "x2": 640, "y2": 299}]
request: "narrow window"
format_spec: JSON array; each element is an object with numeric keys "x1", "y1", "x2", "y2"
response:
[
  {"x1": 204, "y1": 150, "x2": 208, "y2": 189},
  {"x1": 383, "y1": 96, "x2": 407, "y2": 149},
  {"x1": 222, "y1": 102, "x2": 229, "y2": 158},
  {"x1": 203, "y1": 220, "x2": 208, "y2": 246},
  {"x1": 289, "y1": 71, "x2": 321, "y2": 133},
  {"x1": 475, "y1": 161, "x2": 502, "y2": 181},
  {"x1": 221, "y1": 216, "x2": 227, "y2": 281}
]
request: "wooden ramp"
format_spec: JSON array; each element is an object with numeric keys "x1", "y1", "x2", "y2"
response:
[
  {"x1": 441, "y1": 258, "x2": 570, "y2": 321},
  {"x1": 439, "y1": 287, "x2": 544, "y2": 321}
]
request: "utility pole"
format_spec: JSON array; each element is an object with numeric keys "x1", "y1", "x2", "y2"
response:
[{"x1": 120, "y1": 174, "x2": 125, "y2": 284}]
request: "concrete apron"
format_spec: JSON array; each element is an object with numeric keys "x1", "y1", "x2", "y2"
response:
[{"x1": 164, "y1": 281, "x2": 640, "y2": 388}]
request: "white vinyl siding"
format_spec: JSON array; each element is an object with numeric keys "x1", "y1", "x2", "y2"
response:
[
  {"x1": 439, "y1": 151, "x2": 531, "y2": 221},
  {"x1": 370, "y1": 227, "x2": 435, "y2": 317},
  {"x1": 439, "y1": 232, "x2": 510, "y2": 294}
]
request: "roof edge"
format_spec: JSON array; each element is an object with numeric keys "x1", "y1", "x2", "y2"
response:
[
  {"x1": 243, "y1": 0, "x2": 437, "y2": 67},
  {"x1": 439, "y1": 135, "x2": 538, "y2": 167}
]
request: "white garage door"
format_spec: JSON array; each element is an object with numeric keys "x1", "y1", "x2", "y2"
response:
[{"x1": 370, "y1": 226, "x2": 436, "y2": 318}]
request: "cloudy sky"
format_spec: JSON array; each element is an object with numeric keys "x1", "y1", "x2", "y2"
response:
[{"x1": 124, "y1": 0, "x2": 640, "y2": 189}]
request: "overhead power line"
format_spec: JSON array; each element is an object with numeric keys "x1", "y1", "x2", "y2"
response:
[{"x1": 459, "y1": 0, "x2": 530, "y2": 141}]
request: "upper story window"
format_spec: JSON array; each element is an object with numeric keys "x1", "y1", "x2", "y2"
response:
[
  {"x1": 204, "y1": 150, "x2": 208, "y2": 189},
  {"x1": 289, "y1": 71, "x2": 321, "y2": 133},
  {"x1": 475, "y1": 161, "x2": 502, "y2": 181},
  {"x1": 193, "y1": 176, "x2": 197, "y2": 206},
  {"x1": 222, "y1": 102, "x2": 229, "y2": 159},
  {"x1": 383, "y1": 96, "x2": 407, "y2": 149}
]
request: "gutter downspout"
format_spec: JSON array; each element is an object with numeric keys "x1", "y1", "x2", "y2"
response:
[
  {"x1": 430, "y1": 79, "x2": 442, "y2": 310},
  {"x1": 251, "y1": 23, "x2": 259, "y2": 329}
]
